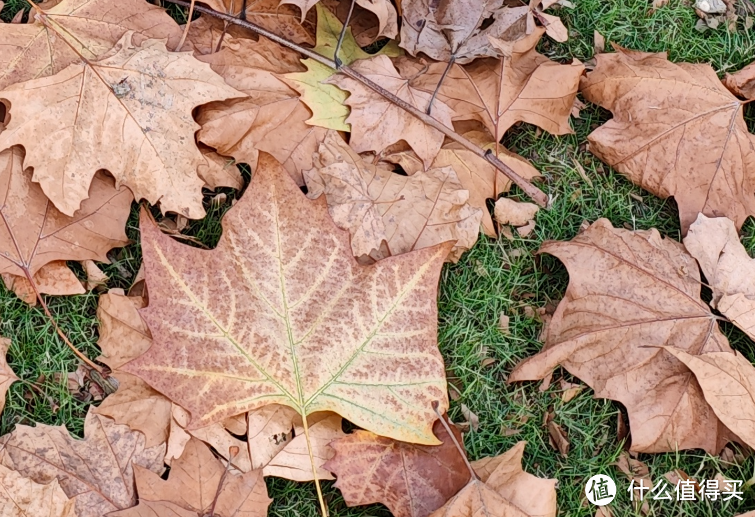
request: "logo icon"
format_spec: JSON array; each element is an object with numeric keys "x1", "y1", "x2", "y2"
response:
[{"x1": 585, "y1": 474, "x2": 616, "y2": 506}]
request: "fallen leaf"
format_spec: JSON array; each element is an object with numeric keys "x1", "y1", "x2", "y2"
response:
[
  {"x1": 0, "y1": 33, "x2": 243, "y2": 218},
  {"x1": 499, "y1": 313, "x2": 511, "y2": 334},
  {"x1": 581, "y1": 47, "x2": 755, "y2": 233},
  {"x1": 123, "y1": 153, "x2": 450, "y2": 444},
  {"x1": 0, "y1": 463, "x2": 76, "y2": 517},
  {"x1": 595, "y1": 506, "x2": 612, "y2": 517},
  {"x1": 199, "y1": 0, "x2": 315, "y2": 44},
  {"x1": 724, "y1": 62, "x2": 755, "y2": 99},
  {"x1": 559, "y1": 380, "x2": 583, "y2": 403},
  {"x1": 0, "y1": 147, "x2": 130, "y2": 302},
  {"x1": 198, "y1": 145, "x2": 244, "y2": 191},
  {"x1": 281, "y1": 0, "x2": 398, "y2": 39},
  {"x1": 328, "y1": 55, "x2": 454, "y2": 169},
  {"x1": 494, "y1": 198, "x2": 539, "y2": 227},
  {"x1": 405, "y1": 28, "x2": 583, "y2": 140},
  {"x1": 195, "y1": 29, "x2": 327, "y2": 185},
  {"x1": 517, "y1": 220, "x2": 536, "y2": 237},
  {"x1": 461, "y1": 404, "x2": 480, "y2": 431},
  {"x1": 0, "y1": 338, "x2": 18, "y2": 414},
  {"x1": 305, "y1": 131, "x2": 481, "y2": 263},
  {"x1": 110, "y1": 438, "x2": 271, "y2": 517},
  {"x1": 662, "y1": 469, "x2": 700, "y2": 492},
  {"x1": 324, "y1": 418, "x2": 471, "y2": 517},
  {"x1": 246, "y1": 405, "x2": 298, "y2": 470},
  {"x1": 0, "y1": 0, "x2": 182, "y2": 91},
  {"x1": 0, "y1": 411, "x2": 165, "y2": 517},
  {"x1": 509, "y1": 219, "x2": 734, "y2": 453},
  {"x1": 614, "y1": 452, "x2": 651, "y2": 497},
  {"x1": 81, "y1": 260, "x2": 109, "y2": 291},
  {"x1": 683, "y1": 214, "x2": 755, "y2": 340},
  {"x1": 594, "y1": 30, "x2": 605, "y2": 53},
  {"x1": 547, "y1": 421, "x2": 569, "y2": 457},
  {"x1": 3, "y1": 261, "x2": 85, "y2": 305}
]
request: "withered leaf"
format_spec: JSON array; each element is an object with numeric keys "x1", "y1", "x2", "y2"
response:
[
  {"x1": 581, "y1": 47, "x2": 755, "y2": 233},
  {"x1": 0, "y1": 411, "x2": 165, "y2": 517},
  {"x1": 0, "y1": 463, "x2": 76, "y2": 517},
  {"x1": 723, "y1": 62, "x2": 755, "y2": 100},
  {"x1": 0, "y1": 147, "x2": 131, "y2": 301},
  {"x1": 327, "y1": 55, "x2": 454, "y2": 170},
  {"x1": 494, "y1": 198, "x2": 539, "y2": 227},
  {"x1": 247, "y1": 405, "x2": 299, "y2": 470},
  {"x1": 281, "y1": 0, "x2": 398, "y2": 39},
  {"x1": 683, "y1": 214, "x2": 755, "y2": 340},
  {"x1": 0, "y1": 33, "x2": 243, "y2": 218},
  {"x1": 110, "y1": 438, "x2": 271, "y2": 517},
  {"x1": 2, "y1": 261, "x2": 85, "y2": 305},
  {"x1": 199, "y1": 0, "x2": 315, "y2": 45},
  {"x1": 124, "y1": 154, "x2": 450, "y2": 444},
  {"x1": 0, "y1": 338, "x2": 17, "y2": 414},
  {"x1": 305, "y1": 131, "x2": 481, "y2": 263},
  {"x1": 324, "y1": 418, "x2": 471, "y2": 517},
  {"x1": 508, "y1": 219, "x2": 733, "y2": 454},
  {"x1": 0, "y1": 0, "x2": 182, "y2": 91}
]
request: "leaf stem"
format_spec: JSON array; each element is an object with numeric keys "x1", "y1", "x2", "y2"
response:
[
  {"x1": 432, "y1": 401, "x2": 478, "y2": 480},
  {"x1": 333, "y1": 0, "x2": 356, "y2": 69},
  {"x1": 174, "y1": 0, "x2": 196, "y2": 51},
  {"x1": 301, "y1": 414, "x2": 329, "y2": 517},
  {"x1": 160, "y1": 0, "x2": 549, "y2": 208}
]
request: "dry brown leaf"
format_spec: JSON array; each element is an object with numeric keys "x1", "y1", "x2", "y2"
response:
[
  {"x1": 431, "y1": 442, "x2": 556, "y2": 517},
  {"x1": 324, "y1": 418, "x2": 471, "y2": 517},
  {"x1": 0, "y1": 33, "x2": 243, "y2": 218},
  {"x1": 247, "y1": 405, "x2": 299, "y2": 470},
  {"x1": 614, "y1": 452, "x2": 651, "y2": 499},
  {"x1": 494, "y1": 198, "x2": 539, "y2": 227},
  {"x1": 198, "y1": 145, "x2": 244, "y2": 191},
  {"x1": 281, "y1": 0, "x2": 397, "y2": 39},
  {"x1": 684, "y1": 214, "x2": 755, "y2": 340},
  {"x1": 0, "y1": 463, "x2": 77, "y2": 517},
  {"x1": 508, "y1": 219, "x2": 734, "y2": 453},
  {"x1": 304, "y1": 131, "x2": 481, "y2": 263},
  {"x1": 386, "y1": 131, "x2": 540, "y2": 237},
  {"x1": 0, "y1": 338, "x2": 18, "y2": 414},
  {"x1": 0, "y1": 411, "x2": 165, "y2": 517},
  {"x1": 517, "y1": 220, "x2": 536, "y2": 237},
  {"x1": 123, "y1": 154, "x2": 450, "y2": 444},
  {"x1": 547, "y1": 421, "x2": 569, "y2": 457},
  {"x1": 404, "y1": 28, "x2": 583, "y2": 140},
  {"x1": 723, "y1": 62, "x2": 755, "y2": 99},
  {"x1": 328, "y1": 55, "x2": 454, "y2": 169},
  {"x1": 195, "y1": 30, "x2": 326, "y2": 185},
  {"x1": 199, "y1": 0, "x2": 315, "y2": 44},
  {"x1": 0, "y1": 0, "x2": 182, "y2": 91},
  {"x1": 81, "y1": 260, "x2": 108, "y2": 291},
  {"x1": 581, "y1": 47, "x2": 755, "y2": 233},
  {"x1": 0, "y1": 147, "x2": 130, "y2": 303},
  {"x1": 110, "y1": 438, "x2": 271, "y2": 517}
]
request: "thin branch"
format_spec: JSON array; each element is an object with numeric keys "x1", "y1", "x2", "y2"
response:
[
  {"x1": 426, "y1": 55, "x2": 455, "y2": 115},
  {"x1": 162, "y1": 0, "x2": 549, "y2": 208},
  {"x1": 174, "y1": 0, "x2": 197, "y2": 51},
  {"x1": 334, "y1": 0, "x2": 356, "y2": 69}
]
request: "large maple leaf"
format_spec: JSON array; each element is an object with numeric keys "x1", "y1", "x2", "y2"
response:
[
  {"x1": 581, "y1": 47, "x2": 755, "y2": 233},
  {"x1": 509, "y1": 219, "x2": 735, "y2": 453},
  {"x1": 0, "y1": 32, "x2": 244, "y2": 218},
  {"x1": 124, "y1": 153, "x2": 450, "y2": 444}
]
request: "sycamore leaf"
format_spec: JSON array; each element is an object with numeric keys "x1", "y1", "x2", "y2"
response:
[
  {"x1": 0, "y1": 33, "x2": 243, "y2": 218},
  {"x1": 194, "y1": 30, "x2": 327, "y2": 185},
  {"x1": 0, "y1": 0, "x2": 182, "y2": 91},
  {"x1": 110, "y1": 438, "x2": 271, "y2": 517},
  {"x1": 404, "y1": 29, "x2": 583, "y2": 141},
  {"x1": 683, "y1": 214, "x2": 755, "y2": 340},
  {"x1": 247, "y1": 405, "x2": 299, "y2": 470},
  {"x1": 0, "y1": 463, "x2": 77, "y2": 517},
  {"x1": 283, "y1": 4, "x2": 401, "y2": 131},
  {"x1": 0, "y1": 411, "x2": 165, "y2": 517},
  {"x1": 281, "y1": 0, "x2": 398, "y2": 39},
  {"x1": 723, "y1": 61, "x2": 755, "y2": 100},
  {"x1": 123, "y1": 153, "x2": 450, "y2": 444},
  {"x1": 0, "y1": 338, "x2": 18, "y2": 414},
  {"x1": 386, "y1": 130, "x2": 540, "y2": 237},
  {"x1": 494, "y1": 198, "x2": 539, "y2": 227},
  {"x1": 508, "y1": 219, "x2": 734, "y2": 454},
  {"x1": 661, "y1": 347, "x2": 755, "y2": 451},
  {"x1": 0, "y1": 146, "x2": 131, "y2": 301},
  {"x1": 198, "y1": 145, "x2": 244, "y2": 191},
  {"x1": 199, "y1": 0, "x2": 315, "y2": 45},
  {"x1": 429, "y1": 442, "x2": 556, "y2": 517},
  {"x1": 581, "y1": 47, "x2": 755, "y2": 233},
  {"x1": 328, "y1": 55, "x2": 454, "y2": 170},
  {"x1": 323, "y1": 418, "x2": 471, "y2": 517},
  {"x1": 304, "y1": 131, "x2": 481, "y2": 263}
]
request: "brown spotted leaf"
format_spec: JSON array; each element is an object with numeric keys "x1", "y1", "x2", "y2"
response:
[
  {"x1": 0, "y1": 33, "x2": 244, "y2": 218},
  {"x1": 0, "y1": 463, "x2": 77, "y2": 517},
  {"x1": 508, "y1": 219, "x2": 734, "y2": 454},
  {"x1": 581, "y1": 48, "x2": 755, "y2": 233},
  {"x1": 2, "y1": 261, "x2": 85, "y2": 305},
  {"x1": 0, "y1": 411, "x2": 165, "y2": 517},
  {"x1": 123, "y1": 153, "x2": 450, "y2": 444},
  {"x1": 323, "y1": 418, "x2": 471, "y2": 517},
  {"x1": 280, "y1": 0, "x2": 397, "y2": 39}
]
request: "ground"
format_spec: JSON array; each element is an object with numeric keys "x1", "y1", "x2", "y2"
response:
[{"x1": 1, "y1": 0, "x2": 755, "y2": 516}]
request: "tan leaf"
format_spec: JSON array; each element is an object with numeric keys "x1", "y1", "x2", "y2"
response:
[
  {"x1": 683, "y1": 214, "x2": 755, "y2": 340},
  {"x1": 508, "y1": 219, "x2": 733, "y2": 453},
  {"x1": 581, "y1": 48, "x2": 755, "y2": 233},
  {"x1": 327, "y1": 55, "x2": 454, "y2": 169},
  {"x1": 3, "y1": 261, "x2": 85, "y2": 305},
  {"x1": 280, "y1": 0, "x2": 397, "y2": 39},
  {"x1": 0, "y1": 463, "x2": 76, "y2": 517},
  {"x1": 662, "y1": 347, "x2": 755, "y2": 450},
  {"x1": 614, "y1": 452, "x2": 652, "y2": 497},
  {"x1": 198, "y1": 145, "x2": 244, "y2": 191},
  {"x1": 223, "y1": 413, "x2": 247, "y2": 436},
  {"x1": 81, "y1": 260, "x2": 108, "y2": 291},
  {"x1": 199, "y1": 0, "x2": 315, "y2": 44},
  {"x1": 547, "y1": 421, "x2": 569, "y2": 456},
  {"x1": 95, "y1": 289, "x2": 150, "y2": 371},
  {"x1": 0, "y1": 411, "x2": 165, "y2": 517},
  {"x1": 195, "y1": 31, "x2": 326, "y2": 185},
  {"x1": 0, "y1": 338, "x2": 18, "y2": 414},
  {"x1": 110, "y1": 438, "x2": 271, "y2": 517},
  {"x1": 0, "y1": 33, "x2": 243, "y2": 218},
  {"x1": 123, "y1": 154, "x2": 450, "y2": 443},
  {"x1": 247, "y1": 405, "x2": 299, "y2": 470},
  {"x1": 405, "y1": 29, "x2": 583, "y2": 141},
  {"x1": 723, "y1": 62, "x2": 755, "y2": 100},
  {"x1": 0, "y1": 0, "x2": 182, "y2": 91},
  {"x1": 494, "y1": 198, "x2": 539, "y2": 227},
  {"x1": 499, "y1": 313, "x2": 511, "y2": 334},
  {"x1": 188, "y1": 420, "x2": 253, "y2": 472},
  {"x1": 324, "y1": 418, "x2": 471, "y2": 517},
  {"x1": 305, "y1": 131, "x2": 481, "y2": 263}
]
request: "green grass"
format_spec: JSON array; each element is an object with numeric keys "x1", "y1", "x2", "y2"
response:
[{"x1": 2, "y1": 0, "x2": 755, "y2": 515}]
